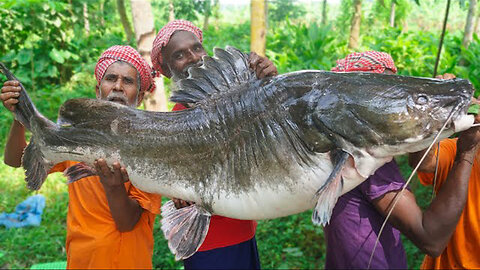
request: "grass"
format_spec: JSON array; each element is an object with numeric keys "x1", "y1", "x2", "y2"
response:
[{"x1": 0, "y1": 156, "x2": 429, "y2": 269}]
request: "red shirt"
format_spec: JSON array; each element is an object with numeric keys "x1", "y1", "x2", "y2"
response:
[{"x1": 172, "y1": 103, "x2": 257, "y2": 251}]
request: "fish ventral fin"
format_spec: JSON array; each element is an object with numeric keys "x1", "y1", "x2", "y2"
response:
[
  {"x1": 22, "y1": 139, "x2": 52, "y2": 190},
  {"x1": 312, "y1": 149, "x2": 348, "y2": 225},
  {"x1": 64, "y1": 163, "x2": 97, "y2": 183},
  {"x1": 160, "y1": 200, "x2": 211, "y2": 260},
  {"x1": 170, "y1": 46, "x2": 255, "y2": 104}
]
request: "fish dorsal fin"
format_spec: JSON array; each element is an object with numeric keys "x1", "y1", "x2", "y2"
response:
[{"x1": 170, "y1": 46, "x2": 255, "y2": 104}]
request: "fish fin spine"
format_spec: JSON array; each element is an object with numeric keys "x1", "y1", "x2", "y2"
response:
[
  {"x1": 311, "y1": 150, "x2": 348, "y2": 225},
  {"x1": 161, "y1": 200, "x2": 211, "y2": 260},
  {"x1": 21, "y1": 139, "x2": 52, "y2": 190}
]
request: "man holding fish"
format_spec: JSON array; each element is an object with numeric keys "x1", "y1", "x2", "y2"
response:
[
  {"x1": 1, "y1": 45, "x2": 162, "y2": 269},
  {"x1": 410, "y1": 104, "x2": 480, "y2": 268},
  {"x1": 324, "y1": 51, "x2": 480, "y2": 269},
  {"x1": 150, "y1": 19, "x2": 277, "y2": 269}
]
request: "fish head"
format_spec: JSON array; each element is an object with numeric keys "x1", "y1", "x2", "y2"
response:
[{"x1": 309, "y1": 72, "x2": 474, "y2": 155}]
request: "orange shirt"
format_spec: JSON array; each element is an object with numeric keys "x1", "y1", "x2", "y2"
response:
[
  {"x1": 50, "y1": 161, "x2": 162, "y2": 269},
  {"x1": 417, "y1": 138, "x2": 480, "y2": 269},
  {"x1": 172, "y1": 103, "x2": 257, "y2": 251}
]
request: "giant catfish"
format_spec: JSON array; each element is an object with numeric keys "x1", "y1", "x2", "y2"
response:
[{"x1": 0, "y1": 46, "x2": 475, "y2": 259}]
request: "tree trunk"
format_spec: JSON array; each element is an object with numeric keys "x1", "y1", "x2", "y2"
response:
[
  {"x1": 250, "y1": 0, "x2": 267, "y2": 56},
  {"x1": 390, "y1": 0, "x2": 396, "y2": 27},
  {"x1": 474, "y1": 13, "x2": 480, "y2": 36},
  {"x1": 463, "y1": 0, "x2": 478, "y2": 48},
  {"x1": 117, "y1": 0, "x2": 135, "y2": 43},
  {"x1": 321, "y1": 0, "x2": 327, "y2": 26},
  {"x1": 83, "y1": 3, "x2": 90, "y2": 34},
  {"x1": 169, "y1": 0, "x2": 175, "y2": 21},
  {"x1": 348, "y1": 0, "x2": 362, "y2": 49},
  {"x1": 203, "y1": 0, "x2": 211, "y2": 30},
  {"x1": 204, "y1": 14, "x2": 210, "y2": 30},
  {"x1": 130, "y1": 0, "x2": 168, "y2": 112},
  {"x1": 100, "y1": 0, "x2": 105, "y2": 27}
]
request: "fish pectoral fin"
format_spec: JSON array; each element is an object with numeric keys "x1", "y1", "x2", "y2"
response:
[
  {"x1": 311, "y1": 150, "x2": 348, "y2": 226},
  {"x1": 22, "y1": 139, "x2": 52, "y2": 190},
  {"x1": 161, "y1": 200, "x2": 211, "y2": 260},
  {"x1": 64, "y1": 163, "x2": 97, "y2": 184}
]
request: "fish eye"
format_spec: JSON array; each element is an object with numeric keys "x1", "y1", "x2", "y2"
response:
[{"x1": 416, "y1": 95, "x2": 429, "y2": 105}]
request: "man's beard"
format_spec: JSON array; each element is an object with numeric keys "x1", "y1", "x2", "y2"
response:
[
  {"x1": 103, "y1": 91, "x2": 138, "y2": 107},
  {"x1": 170, "y1": 61, "x2": 203, "y2": 82}
]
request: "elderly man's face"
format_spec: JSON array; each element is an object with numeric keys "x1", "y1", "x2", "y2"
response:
[
  {"x1": 96, "y1": 61, "x2": 144, "y2": 107},
  {"x1": 161, "y1": 30, "x2": 207, "y2": 80}
]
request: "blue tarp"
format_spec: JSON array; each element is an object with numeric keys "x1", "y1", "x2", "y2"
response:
[{"x1": 0, "y1": 194, "x2": 46, "y2": 228}]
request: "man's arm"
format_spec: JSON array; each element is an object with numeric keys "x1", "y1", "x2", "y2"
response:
[
  {"x1": 95, "y1": 159, "x2": 143, "y2": 232},
  {"x1": 1, "y1": 80, "x2": 27, "y2": 167},
  {"x1": 374, "y1": 117, "x2": 480, "y2": 257},
  {"x1": 408, "y1": 144, "x2": 438, "y2": 173}
]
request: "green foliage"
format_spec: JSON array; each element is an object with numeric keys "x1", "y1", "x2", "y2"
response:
[
  {"x1": 268, "y1": 0, "x2": 306, "y2": 23},
  {"x1": 456, "y1": 35, "x2": 480, "y2": 97},
  {"x1": 203, "y1": 22, "x2": 251, "y2": 53},
  {"x1": 0, "y1": 168, "x2": 68, "y2": 269},
  {"x1": 2, "y1": 1, "x2": 480, "y2": 269},
  {"x1": 257, "y1": 212, "x2": 326, "y2": 269},
  {"x1": 267, "y1": 20, "x2": 342, "y2": 73},
  {"x1": 152, "y1": 0, "x2": 218, "y2": 28},
  {"x1": 369, "y1": 0, "x2": 412, "y2": 28}
]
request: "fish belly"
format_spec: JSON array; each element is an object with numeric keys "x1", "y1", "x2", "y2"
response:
[{"x1": 130, "y1": 152, "x2": 335, "y2": 220}]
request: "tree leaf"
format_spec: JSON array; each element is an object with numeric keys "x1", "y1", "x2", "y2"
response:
[
  {"x1": 47, "y1": 65, "x2": 59, "y2": 77},
  {"x1": 1, "y1": 51, "x2": 16, "y2": 62},
  {"x1": 468, "y1": 104, "x2": 480, "y2": 115},
  {"x1": 17, "y1": 49, "x2": 32, "y2": 65},
  {"x1": 49, "y1": 49, "x2": 64, "y2": 64}
]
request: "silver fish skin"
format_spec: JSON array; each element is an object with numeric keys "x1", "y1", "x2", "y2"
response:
[{"x1": 0, "y1": 47, "x2": 474, "y2": 260}]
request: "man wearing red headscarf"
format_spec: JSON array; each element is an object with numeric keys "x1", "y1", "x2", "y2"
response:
[
  {"x1": 324, "y1": 51, "x2": 480, "y2": 269},
  {"x1": 1, "y1": 45, "x2": 162, "y2": 269},
  {"x1": 150, "y1": 19, "x2": 277, "y2": 269}
]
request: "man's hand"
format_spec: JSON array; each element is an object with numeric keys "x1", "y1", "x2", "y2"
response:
[
  {"x1": 172, "y1": 198, "x2": 195, "y2": 209},
  {"x1": 457, "y1": 114, "x2": 480, "y2": 156},
  {"x1": 249, "y1": 52, "x2": 278, "y2": 79},
  {"x1": 435, "y1": 73, "x2": 456, "y2": 80},
  {"x1": 1, "y1": 80, "x2": 21, "y2": 112},
  {"x1": 94, "y1": 159, "x2": 129, "y2": 189},
  {"x1": 93, "y1": 159, "x2": 144, "y2": 232}
]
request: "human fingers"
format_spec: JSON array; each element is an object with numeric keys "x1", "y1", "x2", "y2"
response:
[
  {"x1": 172, "y1": 198, "x2": 182, "y2": 209},
  {"x1": 94, "y1": 159, "x2": 112, "y2": 177},
  {"x1": 111, "y1": 162, "x2": 124, "y2": 184},
  {"x1": 1, "y1": 93, "x2": 20, "y2": 111},
  {"x1": 435, "y1": 73, "x2": 456, "y2": 80},
  {"x1": 2, "y1": 80, "x2": 20, "y2": 88},
  {"x1": 120, "y1": 167, "x2": 129, "y2": 183},
  {"x1": 261, "y1": 64, "x2": 278, "y2": 78},
  {"x1": 248, "y1": 52, "x2": 261, "y2": 70}
]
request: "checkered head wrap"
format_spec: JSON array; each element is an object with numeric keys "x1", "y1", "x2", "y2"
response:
[
  {"x1": 151, "y1": 20, "x2": 203, "y2": 76},
  {"x1": 331, "y1": 51, "x2": 397, "y2": 74},
  {"x1": 95, "y1": 45, "x2": 155, "y2": 93}
]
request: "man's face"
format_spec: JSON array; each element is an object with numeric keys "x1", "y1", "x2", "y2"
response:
[
  {"x1": 161, "y1": 30, "x2": 207, "y2": 80},
  {"x1": 95, "y1": 61, "x2": 145, "y2": 107}
]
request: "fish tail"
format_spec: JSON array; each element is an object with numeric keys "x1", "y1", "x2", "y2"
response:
[
  {"x1": 160, "y1": 200, "x2": 211, "y2": 260},
  {"x1": 0, "y1": 62, "x2": 52, "y2": 131},
  {"x1": 21, "y1": 138, "x2": 52, "y2": 190}
]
